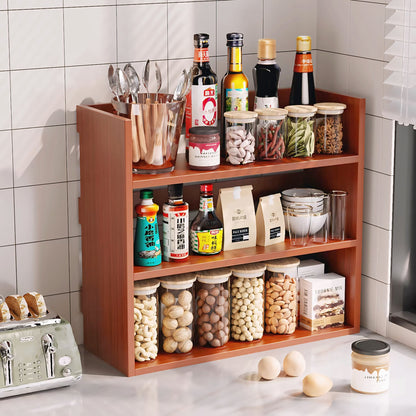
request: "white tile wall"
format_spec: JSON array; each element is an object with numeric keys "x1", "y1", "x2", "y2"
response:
[
  {"x1": 69, "y1": 236, "x2": 82, "y2": 291},
  {"x1": 9, "y1": 0, "x2": 63, "y2": 8},
  {"x1": 44, "y1": 293, "x2": 70, "y2": 321},
  {"x1": 0, "y1": 246, "x2": 16, "y2": 294},
  {"x1": 0, "y1": 12, "x2": 9, "y2": 70},
  {"x1": 0, "y1": 131, "x2": 13, "y2": 189},
  {"x1": 0, "y1": 72, "x2": 11, "y2": 131},
  {"x1": 68, "y1": 181, "x2": 81, "y2": 237},
  {"x1": 66, "y1": 124, "x2": 80, "y2": 181},
  {"x1": 0, "y1": 189, "x2": 15, "y2": 247},
  {"x1": 316, "y1": 51, "x2": 349, "y2": 95},
  {"x1": 70, "y1": 291, "x2": 83, "y2": 344}
]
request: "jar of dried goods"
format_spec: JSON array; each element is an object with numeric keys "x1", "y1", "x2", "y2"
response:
[
  {"x1": 159, "y1": 274, "x2": 196, "y2": 353},
  {"x1": 230, "y1": 263, "x2": 266, "y2": 341},
  {"x1": 196, "y1": 268, "x2": 231, "y2": 347},
  {"x1": 265, "y1": 257, "x2": 300, "y2": 335},
  {"x1": 314, "y1": 102, "x2": 346, "y2": 154},
  {"x1": 255, "y1": 108, "x2": 287, "y2": 160},
  {"x1": 134, "y1": 279, "x2": 160, "y2": 362}
]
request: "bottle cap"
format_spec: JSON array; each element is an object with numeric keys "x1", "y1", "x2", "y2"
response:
[
  {"x1": 226, "y1": 32, "x2": 244, "y2": 47},
  {"x1": 194, "y1": 33, "x2": 209, "y2": 48},
  {"x1": 296, "y1": 35, "x2": 312, "y2": 52},
  {"x1": 200, "y1": 183, "x2": 213, "y2": 193},
  {"x1": 140, "y1": 189, "x2": 153, "y2": 199},
  {"x1": 167, "y1": 184, "x2": 183, "y2": 199},
  {"x1": 258, "y1": 39, "x2": 276, "y2": 60},
  {"x1": 352, "y1": 339, "x2": 390, "y2": 356}
]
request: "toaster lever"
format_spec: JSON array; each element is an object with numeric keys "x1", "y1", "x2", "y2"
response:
[
  {"x1": 42, "y1": 334, "x2": 56, "y2": 379},
  {"x1": 0, "y1": 340, "x2": 13, "y2": 386}
]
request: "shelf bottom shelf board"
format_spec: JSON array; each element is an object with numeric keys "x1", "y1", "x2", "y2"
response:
[{"x1": 134, "y1": 325, "x2": 357, "y2": 376}]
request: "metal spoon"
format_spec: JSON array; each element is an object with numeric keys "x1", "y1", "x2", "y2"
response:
[
  {"x1": 143, "y1": 60, "x2": 150, "y2": 99},
  {"x1": 116, "y1": 68, "x2": 130, "y2": 103},
  {"x1": 124, "y1": 63, "x2": 140, "y2": 103},
  {"x1": 173, "y1": 69, "x2": 188, "y2": 101},
  {"x1": 108, "y1": 64, "x2": 119, "y2": 102},
  {"x1": 155, "y1": 62, "x2": 162, "y2": 102}
]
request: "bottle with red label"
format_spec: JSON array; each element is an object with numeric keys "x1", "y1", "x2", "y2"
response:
[
  {"x1": 162, "y1": 184, "x2": 189, "y2": 262},
  {"x1": 289, "y1": 36, "x2": 316, "y2": 105},
  {"x1": 185, "y1": 33, "x2": 218, "y2": 158}
]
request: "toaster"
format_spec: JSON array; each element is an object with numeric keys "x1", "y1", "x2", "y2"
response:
[{"x1": 0, "y1": 311, "x2": 82, "y2": 398}]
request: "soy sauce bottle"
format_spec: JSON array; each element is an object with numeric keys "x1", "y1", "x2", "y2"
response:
[
  {"x1": 253, "y1": 38, "x2": 281, "y2": 109},
  {"x1": 289, "y1": 36, "x2": 316, "y2": 105}
]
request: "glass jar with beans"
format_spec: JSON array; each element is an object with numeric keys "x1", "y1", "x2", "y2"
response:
[
  {"x1": 195, "y1": 268, "x2": 231, "y2": 347},
  {"x1": 284, "y1": 105, "x2": 317, "y2": 157},
  {"x1": 230, "y1": 263, "x2": 266, "y2": 341},
  {"x1": 134, "y1": 279, "x2": 160, "y2": 362},
  {"x1": 255, "y1": 108, "x2": 288, "y2": 161},
  {"x1": 159, "y1": 274, "x2": 196, "y2": 354},
  {"x1": 265, "y1": 257, "x2": 300, "y2": 335}
]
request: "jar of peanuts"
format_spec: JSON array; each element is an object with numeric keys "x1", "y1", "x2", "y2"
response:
[
  {"x1": 265, "y1": 257, "x2": 300, "y2": 335},
  {"x1": 159, "y1": 273, "x2": 196, "y2": 353},
  {"x1": 314, "y1": 103, "x2": 347, "y2": 154},
  {"x1": 255, "y1": 108, "x2": 288, "y2": 160},
  {"x1": 196, "y1": 268, "x2": 231, "y2": 347},
  {"x1": 230, "y1": 263, "x2": 266, "y2": 341},
  {"x1": 134, "y1": 279, "x2": 160, "y2": 362},
  {"x1": 224, "y1": 111, "x2": 258, "y2": 165}
]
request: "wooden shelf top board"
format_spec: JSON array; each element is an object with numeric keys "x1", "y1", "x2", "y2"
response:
[
  {"x1": 133, "y1": 238, "x2": 357, "y2": 280},
  {"x1": 132, "y1": 153, "x2": 359, "y2": 189}
]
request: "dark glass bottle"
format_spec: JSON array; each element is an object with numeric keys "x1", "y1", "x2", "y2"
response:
[
  {"x1": 253, "y1": 38, "x2": 281, "y2": 109},
  {"x1": 190, "y1": 183, "x2": 223, "y2": 255},
  {"x1": 289, "y1": 36, "x2": 316, "y2": 105},
  {"x1": 185, "y1": 33, "x2": 218, "y2": 156}
]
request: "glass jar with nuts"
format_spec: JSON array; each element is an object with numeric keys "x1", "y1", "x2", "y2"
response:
[
  {"x1": 230, "y1": 263, "x2": 266, "y2": 341},
  {"x1": 159, "y1": 274, "x2": 196, "y2": 354},
  {"x1": 314, "y1": 102, "x2": 346, "y2": 154},
  {"x1": 196, "y1": 268, "x2": 231, "y2": 348},
  {"x1": 134, "y1": 279, "x2": 160, "y2": 362},
  {"x1": 265, "y1": 257, "x2": 300, "y2": 335}
]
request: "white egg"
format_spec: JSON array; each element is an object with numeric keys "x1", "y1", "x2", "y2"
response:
[
  {"x1": 283, "y1": 350, "x2": 306, "y2": 377},
  {"x1": 302, "y1": 373, "x2": 333, "y2": 397},
  {"x1": 258, "y1": 356, "x2": 281, "y2": 380}
]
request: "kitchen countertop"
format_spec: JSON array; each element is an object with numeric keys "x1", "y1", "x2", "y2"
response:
[{"x1": 1, "y1": 329, "x2": 415, "y2": 415}]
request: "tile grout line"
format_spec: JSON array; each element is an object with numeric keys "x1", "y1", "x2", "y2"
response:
[
  {"x1": 316, "y1": 48, "x2": 387, "y2": 64},
  {"x1": 362, "y1": 221, "x2": 392, "y2": 233}
]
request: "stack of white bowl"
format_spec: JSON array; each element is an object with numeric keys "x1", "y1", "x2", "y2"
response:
[{"x1": 281, "y1": 188, "x2": 327, "y2": 236}]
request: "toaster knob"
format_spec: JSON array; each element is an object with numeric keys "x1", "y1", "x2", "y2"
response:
[{"x1": 62, "y1": 367, "x2": 72, "y2": 377}]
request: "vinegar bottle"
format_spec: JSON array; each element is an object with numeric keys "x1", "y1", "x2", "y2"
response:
[{"x1": 289, "y1": 36, "x2": 316, "y2": 105}]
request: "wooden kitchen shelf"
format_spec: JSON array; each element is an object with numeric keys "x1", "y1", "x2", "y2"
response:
[{"x1": 77, "y1": 89, "x2": 365, "y2": 376}]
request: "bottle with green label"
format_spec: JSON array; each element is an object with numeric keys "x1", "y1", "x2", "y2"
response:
[{"x1": 134, "y1": 189, "x2": 162, "y2": 267}]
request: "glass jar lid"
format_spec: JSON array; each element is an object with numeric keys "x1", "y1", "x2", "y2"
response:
[
  {"x1": 285, "y1": 105, "x2": 317, "y2": 118},
  {"x1": 134, "y1": 279, "x2": 160, "y2": 296},
  {"x1": 314, "y1": 102, "x2": 346, "y2": 115},
  {"x1": 232, "y1": 263, "x2": 266, "y2": 278},
  {"x1": 266, "y1": 257, "x2": 300, "y2": 272},
  {"x1": 159, "y1": 273, "x2": 196, "y2": 290},
  {"x1": 224, "y1": 111, "x2": 258, "y2": 123},
  {"x1": 196, "y1": 268, "x2": 232, "y2": 284},
  {"x1": 351, "y1": 339, "x2": 390, "y2": 356},
  {"x1": 255, "y1": 108, "x2": 288, "y2": 121}
]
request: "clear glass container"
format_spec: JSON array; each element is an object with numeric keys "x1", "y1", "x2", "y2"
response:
[
  {"x1": 230, "y1": 263, "x2": 266, "y2": 341},
  {"x1": 134, "y1": 279, "x2": 160, "y2": 362},
  {"x1": 314, "y1": 103, "x2": 346, "y2": 154},
  {"x1": 224, "y1": 111, "x2": 258, "y2": 165},
  {"x1": 265, "y1": 258, "x2": 300, "y2": 334},
  {"x1": 284, "y1": 105, "x2": 317, "y2": 157},
  {"x1": 255, "y1": 108, "x2": 287, "y2": 160},
  {"x1": 196, "y1": 268, "x2": 231, "y2": 347},
  {"x1": 159, "y1": 274, "x2": 196, "y2": 353}
]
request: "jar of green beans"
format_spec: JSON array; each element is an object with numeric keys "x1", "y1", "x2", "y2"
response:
[{"x1": 284, "y1": 105, "x2": 317, "y2": 157}]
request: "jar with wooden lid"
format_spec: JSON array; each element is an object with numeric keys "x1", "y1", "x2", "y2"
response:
[
  {"x1": 351, "y1": 339, "x2": 390, "y2": 394},
  {"x1": 284, "y1": 105, "x2": 317, "y2": 157},
  {"x1": 196, "y1": 268, "x2": 231, "y2": 347},
  {"x1": 230, "y1": 263, "x2": 266, "y2": 341},
  {"x1": 134, "y1": 279, "x2": 160, "y2": 362},
  {"x1": 265, "y1": 258, "x2": 300, "y2": 334},
  {"x1": 255, "y1": 108, "x2": 287, "y2": 160},
  {"x1": 224, "y1": 111, "x2": 258, "y2": 165},
  {"x1": 159, "y1": 273, "x2": 196, "y2": 353},
  {"x1": 314, "y1": 102, "x2": 347, "y2": 154}
]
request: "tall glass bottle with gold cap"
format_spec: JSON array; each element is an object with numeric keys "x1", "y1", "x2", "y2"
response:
[{"x1": 289, "y1": 35, "x2": 316, "y2": 105}]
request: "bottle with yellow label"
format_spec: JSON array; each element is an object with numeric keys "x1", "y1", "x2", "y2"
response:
[{"x1": 190, "y1": 183, "x2": 223, "y2": 255}]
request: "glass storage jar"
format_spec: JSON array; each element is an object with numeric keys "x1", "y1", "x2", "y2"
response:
[
  {"x1": 224, "y1": 111, "x2": 258, "y2": 165},
  {"x1": 255, "y1": 108, "x2": 288, "y2": 160},
  {"x1": 230, "y1": 263, "x2": 266, "y2": 341},
  {"x1": 196, "y1": 268, "x2": 231, "y2": 347},
  {"x1": 314, "y1": 102, "x2": 347, "y2": 154},
  {"x1": 159, "y1": 273, "x2": 196, "y2": 353},
  {"x1": 188, "y1": 126, "x2": 221, "y2": 171},
  {"x1": 284, "y1": 105, "x2": 317, "y2": 157},
  {"x1": 351, "y1": 339, "x2": 390, "y2": 394},
  {"x1": 265, "y1": 257, "x2": 300, "y2": 334},
  {"x1": 134, "y1": 279, "x2": 160, "y2": 362}
]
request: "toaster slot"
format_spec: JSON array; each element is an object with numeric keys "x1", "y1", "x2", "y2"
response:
[
  {"x1": 0, "y1": 340, "x2": 13, "y2": 386},
  {"x1": 41, "y1": 334, "x2": 56, "y2": 379}
]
